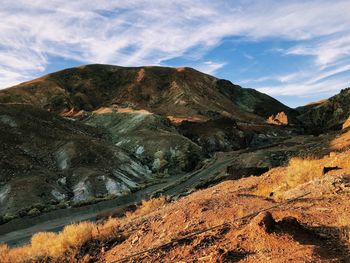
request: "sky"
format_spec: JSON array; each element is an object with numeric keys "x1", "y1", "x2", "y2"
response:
[{"x1": 0, "y1": 0, "x2": 350, "y2": 108}]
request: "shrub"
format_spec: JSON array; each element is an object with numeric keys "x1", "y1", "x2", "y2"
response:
[
  {"x1": 0, "y1": 197, "x2": 168, "y2": 261},
  {"x1": 126, "y1": 196, "x2": 167, "y2": 219},
  {"x1": 28, "y1": 208, "x2": 41, "y2": 217},
  {"x1": 93, "y1": 217, "x2": 121, "y2": 242},
  {"x1": 286, "y1": 151, "x2": 350, "y2": 189},
  {"x1": 3, "y1": 213, "x2": 17, "y2": 222},
  {"x1": 57, "y1": 222, "x2": 95, "y2": 254},
  {"x1": 255, "y1": 150, "x2": 350, "y2": 197},
  {"x1": 30, "y1": 232, "x2": 59, "y2": 257},
  {"x1": 57, "y1": 201, "x2": 69, "y2": 209},
  {"x1": 0, "y1": 243, "x2": 10, "y2": 262},
  {"x1": 285, "y1": 157, "x2": 323, "y2": 188}
]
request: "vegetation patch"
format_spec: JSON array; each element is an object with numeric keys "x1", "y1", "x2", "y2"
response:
[
  {"x1": 255, "y1": 150, "x2": 350, "y2": 198},
  {"x1": 0, "y1": 196, "x2": 167, "y2": 262}
]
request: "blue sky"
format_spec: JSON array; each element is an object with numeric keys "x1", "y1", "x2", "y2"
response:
[{"x1": 1, "y1": 1, "x2": 350, "y2": 107}]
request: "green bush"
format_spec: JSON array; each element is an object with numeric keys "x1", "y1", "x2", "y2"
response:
[
  {"x1": 3, "y1": 213, "x2": 17, "y2": 222},
  {"x1": 28, "y1": 208, "x2": 41, "y2": 217}
]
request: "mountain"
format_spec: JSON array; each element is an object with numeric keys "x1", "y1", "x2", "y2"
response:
[
  {"x1": 0, "y1": 64, "x2": 300, "y2": 157},
  {"x1": 0, "y1": 64, "x2": 294, "y2": 121},
  {"x1": 1, "y1": 64, "x2": 347, "y2": 228},
  {"x1": 297, "y1": 87, "x2": 350, "y2": 133},
  {"x1": 0, "y1": 64, "x2": 301, "y2": 222},
  {"x1": 1, "y1": 64, "x2": 350, "y2": 262}
]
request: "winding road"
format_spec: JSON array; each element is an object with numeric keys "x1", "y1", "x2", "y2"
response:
[{"x1": 0, "y1": 153, "x2": 236, "y2": 247}]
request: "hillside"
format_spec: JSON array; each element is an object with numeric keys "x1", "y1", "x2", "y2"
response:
[
  {"x1": 1, "y1": 64, "x2": 350, "y2": 262},
  {"x1": 0, "y1": 64, "x2": 294, "y2": 121},
  {"x1": 0, "y1": 65, "x2": 302, "y2": 223},
  {"x1": 0, "y1": 103, "x2": 153, "y2": 221},
  {"x1": 297, "y1": 87, "x2": 350, "y2": 133},
  {"x1": 1, "y1": 144, "x2": 350, "y2": 262}
]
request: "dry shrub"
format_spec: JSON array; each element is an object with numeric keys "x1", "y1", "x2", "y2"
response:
[
  {"x1": 285, "y1": 157, "x2": 324, "y2": 188},
  {"x1": 255, "y1": 183, "x2": 277, "y2": 197},
  {"x1": 126, "y1": 196, "x2": 167, "y2": 219},
  {"x1": 93, "y1": 217, "x2": 121, "y2": 242},
  {"x1": 0, "y1": 243, "x2": 10, "y2": 263},
  {"x1": 338, "y1": 215, "x2": 350, "y2": 245},
  {"x1": 30, "y1": 232, "x2": 59, "y2": 257},
  {"x1": 286, "y1": 151, "x2": 350, "y2": 189},
  {"x1": 0, "y1": 197, "x2": 168, "y2": 262},
  {"x1": 0, "y1": 244, "x2": 32, "y2": 263},
  {"x1": 255, "y1": 150, "x2": 350, "y2": 197},
  {"x1": 69, "y1": 222, "x2": 94, "y2": 252},
  {"x1": 0, "y1": 222, "x2": 96, "y2": 262}
]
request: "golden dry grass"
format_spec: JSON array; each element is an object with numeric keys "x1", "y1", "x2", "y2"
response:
[
  {"x1": 255, "y1": 150, "x2": 350, "y2": 197},
  {"x1": 0, "y1": 222, "x2": 95, "y2": 262},
  {"x1": 0, "y1": 197, "x2": 167, "y2": 262},
  {"x1": 287, "y1": 151, "x2": 350, "y2": 187},
  {"x1": 126, "y1": 196, "x2": 167, "y2": 219},
  {"x1": 285, "y1": 157, "x2": 324, "y2": 188}
]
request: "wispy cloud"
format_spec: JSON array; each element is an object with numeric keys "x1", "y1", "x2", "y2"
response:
[
  {"x1": 0, "y1": 0, "x2": 349, "y2": 102},
  {"x1": 195, "y1": 61, "x2": 226, "y2": 75},
  {"x1": 257, "y1": 75, "x2": 349, "y2": 98}
]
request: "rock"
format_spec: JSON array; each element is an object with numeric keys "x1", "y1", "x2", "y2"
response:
[
  {"x1": 342, "y1": 117, "x2": 350, "y2": 129},
  {"x1": 251, "y1": 212, "x2": 276, "y2": 233},
  {"x1": 267, "y1": 112, "x2": 288, "y2": 126}
]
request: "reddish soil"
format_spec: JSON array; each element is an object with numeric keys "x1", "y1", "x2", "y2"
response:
[{"x1": 99, "y1": 169, "x2": 350, "y2": 262}]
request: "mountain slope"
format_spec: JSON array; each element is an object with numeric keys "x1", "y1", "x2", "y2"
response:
[
  {"x1": 297, "y1": 87, "x2": 350, "y2": 133},
  {"x1": 0, "y1": 103, "x2": 152, "y2": 221},
  {"x1": 0, "y1": 64, "x2": 294, "y2": 122},
  {"x1": 0, "y1": 64, "x2": 300, "y2": 223}
]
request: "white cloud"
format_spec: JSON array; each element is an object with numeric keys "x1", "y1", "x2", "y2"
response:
[
  {"x1": 257, "y1": 72, "x2": 349, "y2": 97},
  {"x1": 287, "y1": 35, "x2": 350, "y2": 67},
  {"x1": 239, "y1": 76, "x2": 274, "y2": 85},
  {"x1": 0, "y1": 0, "x2": 349, "y2": 100},
  {"x1": 195, "y1": 61, "x2": 226, "y2": 75}
]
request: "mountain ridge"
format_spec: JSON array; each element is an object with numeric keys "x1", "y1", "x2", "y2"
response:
[
  {"x1": 1, "y1": 64, "x2": 349, "y2": 236},
  {"x1": 0, "y1": 64, "x2": 294, "y2": 121}
]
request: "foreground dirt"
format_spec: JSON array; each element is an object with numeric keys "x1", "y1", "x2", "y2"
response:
[{"x1": 97, "y1": 167, "x2": 350, "y2": 262}]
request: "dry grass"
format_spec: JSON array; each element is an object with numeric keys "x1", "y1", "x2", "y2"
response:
[
  {"x1": 338, "y1": 214, "x2": 350, "y2": 245},
  {"x1": 255, "y1": 150, "x2": 350, "y2": 197},
  {"x1": 126, "y1": 196, "x2": 167, "y2": 219},
  {"x1": 285, "y1": 150, "x2": 350, "y2": 189},
  {"x1": 93, "y1": 217, "x2": 121, "y2": 242},
  {"x1": 0, "y1": 197, "x2": 167, "y2": 262},
  {"x1": 0, "y1": 222, "x2": 95, "y2": 262},
  {"x1": 285, "y1": 157, "x2": 324, "y2": 188}
]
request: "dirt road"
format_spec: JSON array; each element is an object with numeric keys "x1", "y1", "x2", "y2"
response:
[{"x1": 0, "y1": 153, "x2": 236, "y2": 247}]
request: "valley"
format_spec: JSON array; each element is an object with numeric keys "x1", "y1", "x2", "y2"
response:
[{"x1": 0, "y1": 65, "x2": 350, "y2": 262}]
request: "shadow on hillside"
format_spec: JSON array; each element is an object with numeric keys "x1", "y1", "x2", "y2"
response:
[{"x1": 274, "y1": 217, "x2": 350, "y2": 262}]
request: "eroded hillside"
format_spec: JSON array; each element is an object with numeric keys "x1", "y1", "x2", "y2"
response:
[
  {"x1": 1, "y1": 64, "x2": 350, "y2": 262},
  {"x1": 0, "y1": 65, "x2": 302, "y2": 222}
]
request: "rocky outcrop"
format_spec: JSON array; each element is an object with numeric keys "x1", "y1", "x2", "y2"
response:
[
  {"x1": 267, "y1": 111, "x2": 288, "y2": 126},
  {"x1": 177, "y1": 117, "x2": 246, "y2": 153},
  {"x1": 297, "y1": 88, "x2": 350, "y2": 133},
  {"x1": 342, "y1": 116, "x2": 350, "y2": 129}
]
